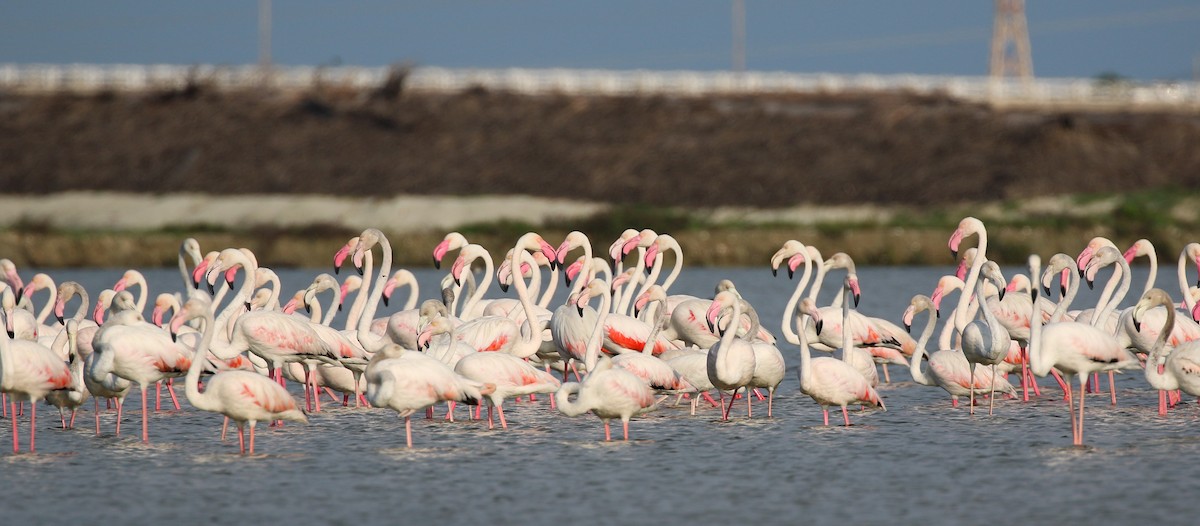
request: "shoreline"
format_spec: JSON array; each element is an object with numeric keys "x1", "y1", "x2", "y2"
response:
[{"x1": 1, "y1": 192, "x2": 1191, "y2": 268}]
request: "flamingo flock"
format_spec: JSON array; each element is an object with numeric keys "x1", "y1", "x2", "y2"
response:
[{"x1": 1, "y1": 216, "x2": 1198, "y2": 455}]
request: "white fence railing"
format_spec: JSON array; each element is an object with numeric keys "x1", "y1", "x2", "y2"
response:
[{"x1": 2, "y1": 63, "x2": 1198, "y2": 109}]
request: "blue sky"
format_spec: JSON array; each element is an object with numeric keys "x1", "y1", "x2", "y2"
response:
[{"x1": 1, "y1": 1, "x2": 1197, "y2": 80}]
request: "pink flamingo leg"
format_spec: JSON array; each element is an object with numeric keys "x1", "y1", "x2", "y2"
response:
[
  {"x1": 822, "y1": 408, "x2": 830, "y2": 426},
  {"x1": 1051, "y1": 370, "x2": 1070, "y2": 399},
  {"x1": 167, "y1": 379, "x2": 181, "y2": 411},
  {"x1": 1159, "y1": 390, "x2": 1167, "y2": 416},
  {"x1": 603, "y1": 421, "x2": 612, "y2": 441},
  {"x1": 2, "y1": 393, "x2": 6, "y2": 418},
  {"x1": 29, "y1": 399, "x2": 36, "y2": 451},
  {"x1": 497, "y1": 403, "x2": 509, "y2": 429},
  {"x1": 1020, "y1": 348, "x2": 1031, "y2": 401},
  {"x1": 115, "y1": 398, "x2": 123, "y2": 436},
  {"x1": 767, "y1": 391, "x2": 774, "y2": 417},
  {"x1": 405, "y1": 416, "x2": 413, "y2": 448},
  {"x1": 237, "y1": 424, "x2": 245, "y2": 454},
  {"x1": 248, "y1": 424, "x2": 256, "y2": 455},
  {"x1": 11, "y1": 400, "x2": 18, "y2": 453},
  {"x1": 221, "y1": 417, "x2": 229, "y2": 442},
  {"x1": 1108, "y1": 371, "x2": 1117, "y2": 405},
  {"x1": 746, "y1": 388, "x2": 752, "y2": 418},
  {"x1": 842, "y1": 406, "x2": 851, "y2": 426},
  {"x1": 155, "y1": 381, "x2": 162, "y2": 412},
  {"x1": 622, "y1": 419, "x2": 630, "y2": 440},
  {"x1": 141, "y1": 387, "x2": 150, "y2": 443},
  {"x1": 59, "y1": 409, "x2": 67, "y2": 430},
  {"x1": 702, "y1": 392, "x2": 719, "y2": 407},
  {"x1": 486, "y1": 404, "x2": 494, "y2": 430},
  {"x1": 1076, "y1": 379, "x2": 1087, "y2": 446},
  {"x1": 882, "y1": 364, "x2": 892, "y2": 384},
  {"x1": 69, "y1": 409, "x2": 78, "y2": 429},
  {"x1": 752, "y1": 388, "x2": 766, "y2": 401},
  {"x1": 722, "y1": 388, "x2": 739, "y2": 421},
  {"x1": 343, "y1": 393, "x2": 350, "y2": 407}
]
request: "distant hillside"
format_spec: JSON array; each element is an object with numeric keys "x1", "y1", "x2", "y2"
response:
[{"x1": 3, "y1": 84, "x2": 1200, "y2": 207}]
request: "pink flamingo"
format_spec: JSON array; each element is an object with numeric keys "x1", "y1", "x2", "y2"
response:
[
  {"x1": 554, "y1": 279, "x2": 658, "y2": 441},
  {"x1": 904, "y1": 294, "x2": 1015, "y2": 408},
  {"x1": 365, "y1": 341, "x2": 495, "y2": 448},
  {"x1": 1031, "y1": 254, "x2": 1140, "y2": 446},
  {"x1": 2, "y1": 286, "x2": 74, "y2": 453},
  {"x1": 794, "y1": 297, "x2": 885, "y2": 426},
  {"x1": 706, "y1": 290, "x2": 757, "y2": 420},
  {"x1": 171, "y1": 296, "x2": 306, "y2": 454},
  {"x1": 45, "y1": 319, "x2": 90, "y2": 429},
  {"x1": 1131, "y1": 288, "x2": 1182, "y2": 415}
]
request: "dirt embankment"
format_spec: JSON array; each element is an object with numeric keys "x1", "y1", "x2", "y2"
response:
[
  {"x1": 3, "y1": 84, "x2": 1200, "y2": 206},
  {"x1": 2, "y1": 83, "x2": 1200, "y2": 267}
]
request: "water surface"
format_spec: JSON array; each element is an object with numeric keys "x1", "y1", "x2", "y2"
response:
[{"x1": 2, "y1": 265, "x2": 1194, "y2": 525}]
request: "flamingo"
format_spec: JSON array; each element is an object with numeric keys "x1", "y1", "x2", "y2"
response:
[
  {"x1": 1030, "y1": 254, "x2": 1140, "y2": 446},
  {"x1": 793, "y1": 297, "x2": 885, "y2": 426},
  {"x1": 612, "y1": 286, "x2": 695, "y2": 394},
  {"x1": 45, "y1": 319, "x2": 90, "y2": 429},
  {"x1": 170, "y1": 295, "x2": 307, "y2": 454},
  {"x1": 1131, "y1": 288, "x2": 1182, "y2": 415},
  {"x1": 903, "y1": 294, "x2": 1015, "y2": 408},
  {"x1": 453, "y1": 348, "x2": 561, "y2": 429},
  {"x1": 88, "y1": 295, "x2": 192, "y2": 442},
  {"x1": 960, "y1": 260, "x2": 1012, "y2": 416},
  {"x1": 554, "y1": 279, "x2": 658, "y2": 441},
  {"x1": 365, "y1": 341, "x2": 494, "y2": 448},
  {"x1": 1, "y1": 286, "x2": 74, "y2": 452},
  {"x1": 706, "y1": 290, "x2": 757, "y2": 420}
]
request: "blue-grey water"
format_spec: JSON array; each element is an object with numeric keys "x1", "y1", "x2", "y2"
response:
[{"x1": 2, "y1": 264, "x2": 1197, "y2": 525}]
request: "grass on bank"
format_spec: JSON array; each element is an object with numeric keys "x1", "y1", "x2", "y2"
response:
[{"x1": 2, "y1": 190, "x2": 1199, "y2": 269}]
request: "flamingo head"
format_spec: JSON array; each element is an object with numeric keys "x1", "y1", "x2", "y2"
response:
[
  {"x1": 797, "y1": 297, "x2": 822, "y2": 334},
  {"x1": 948, "y1": 217, "x2": 984, "y2": 260},
  {"x1": 847, "y1": 275, "x2": 862, "y2": 307},
  {"x1": 333, "y1": 237, "x2": 358, "y2": 275}
]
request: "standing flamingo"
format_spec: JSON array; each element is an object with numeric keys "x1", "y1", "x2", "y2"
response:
[
  {"x1": 1030, "y1": 254, "x2": 1140, "y2": 446},
  {"x1": 1131, "y1": 288, "x2": 1181, "y2": 415},
  {"x1": 706, "y1": 290, "x2": 757, "y2": 421},
  {"x1": 171, "y1": 296, "x2": 306, "y2": 454},
  {"x1": 45, "y1": 319, "x2": 90, "y2": 429},
  {"x1": 365, "y1": 341, "x2": 494, "y2": 448},
  {"x1": 794, "y1": 298, "x2": 885, "y2": 426},
  {"x1": 904, "y1": 294, "x2": 1015, "y2": 408},
  {"x1": 2, "y1": 285, "x2": 74, "y2": 452},
  {"x1": 554, "y1": 279, "x2": 658, "y2": 441},
  {"x1": 960, "y1": 261, "x2": 1012, "y2": 416}
]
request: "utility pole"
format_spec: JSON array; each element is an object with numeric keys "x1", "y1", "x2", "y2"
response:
[
  {"x1": 989, "y1": 0, "x2": 1033, "y2": 80},
  {"x1": 259, "y1": 0, "x2": 272, "y2": 75},
  {"x1": 732, "y1": 0, "x2": 746, "y2": 72}
]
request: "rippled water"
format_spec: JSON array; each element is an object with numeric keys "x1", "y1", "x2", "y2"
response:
[{"x1": 2, "y1": 265, "x2": 1196, "y2": 524}]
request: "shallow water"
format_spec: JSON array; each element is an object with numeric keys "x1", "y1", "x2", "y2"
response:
[{"x1": 2, "y1": 264, "x2": 1196, "y2": 525}]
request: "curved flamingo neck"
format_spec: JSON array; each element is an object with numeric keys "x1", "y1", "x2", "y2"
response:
[
  {"x1": 538, "y1": 264, "x2": 558, "y2": 309},
  {"x1": 459, "y1": 250, "x2": 493, "y2": 321},
  {"x1": 509, "y1": 248, "x2": 546, "y2": 359},
  {"x1": 715, "y1": 296, "x2": 744, "y2": 369},
  {"x1": 345, "y1": 252, "x2": 373, "y2": 330},
  {"x1": 583, "y1": 286, "x2": 613, "y2": 373},
  {"x1": 840, "y1": 286, "x2": 852, "y2": 362},
  {"x1": 1050, "y1": 265, "x2": 1080, "y2": 324},
  {"x1": 780, "y1": 256, "x2": 814, "y2": 346},
  {"x1": 806, "y1": 251, "x2": 827, "y2": 303},
  {"x1": 362, "y1": 235, "x2": 392, "y2": 325},
  {"x1": 909, "y1": 305, "x2": 936, "y2": 386},
  {"x1": 1178, "y1": 248, "x2": 1197, "y2": 312},
  {"x1": 1142, "y1": 247, "x2": 1158, "y2": 297},
  {"x1": 954, "y1": 232, "x2": 988, "y2": 332},
  {"x1": 184, "y1": 310, "x2": 221, "y2": 414},
  {"x1": 660, "y1": 242, "x2": 684, "y2": 293},
  {"x1": 796, "y1": 311, "x2": 814, "y2": 387},
  {"x1": 1093, "y1": 256, "x2": 1131, "y2": 328}
]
